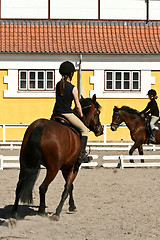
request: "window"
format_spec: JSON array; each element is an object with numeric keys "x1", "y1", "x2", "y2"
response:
[
  {"x1": 19, "y1": 70, "x2": 55, "y2": 91},
  {"x1": 105, "y1": 70, "x2": 140, "y2": 91}
]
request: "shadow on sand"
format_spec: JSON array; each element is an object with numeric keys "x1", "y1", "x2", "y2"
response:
[{"x1": 0, "y1": 204, "x2": 38, "y2": 227}]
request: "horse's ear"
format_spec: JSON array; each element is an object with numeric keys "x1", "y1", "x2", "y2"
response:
[
  {"x1": 92, "y1": 94, "x2": 96, "y2": 103},
  {"x1": 114, "y1": 106, "x2": 119, "y2": 112},
  {"x1": 80, "y1": 95, "x2": 84, "y2": 100}
]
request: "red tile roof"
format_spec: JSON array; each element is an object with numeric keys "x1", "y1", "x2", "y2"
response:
[{"x1": 0, "y1": 20, "x2": 160, "y2": 54}]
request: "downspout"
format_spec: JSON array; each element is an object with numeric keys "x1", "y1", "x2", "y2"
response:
[
  {"x1": 78, "y1": 54, "x2": 82, "y2": 99},
  {"x1": 146, "y1": 0, "x2": 149, "y2": 24}
]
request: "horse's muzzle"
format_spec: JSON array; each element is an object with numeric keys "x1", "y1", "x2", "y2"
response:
[
  {"x1": 95, "y1": 124, "x2": 104, "y2": 136},
  {"x1": 110, "y1": 123, "x2": 117, "y2": 131}
]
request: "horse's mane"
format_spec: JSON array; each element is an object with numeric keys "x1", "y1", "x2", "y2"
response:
[
  {"x1": 120, "y1": 106, "x2": 140, "y2": 116},
  {"x1": 80, "y1": 98, "x2": 92, "y2": 109},
  {"x1": 81, "y1": 97, "x2": 101, "y2": 110},
  {"x1": 73, "y1": 97, "x2": 101, "y2": 116}
]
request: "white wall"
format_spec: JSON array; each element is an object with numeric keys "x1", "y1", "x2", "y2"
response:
[
  {"x1": 1, "y1": 54, "x2": 160, "y2": 99},
  {"x1": 101, "y1": 0, "x2": 146, "y2": 20},
  {"x1": 1, "y1": 0, "x2": 48, "y2": 19},
  {"x1": 50, "y1": 0, "x2": 98, "y2": 19},
  {"x1": 150, "y1": 1, "x2": 160, "y2": 20},
  {"x1": 1, "y1": 0, "x2": 160, "y2": 20},
  {"x1": 101, "y1": 0, "x2": 160, "y2": 20},
  {"x1": 90, "y1": 70, "x2": 155, "y2": 99}
]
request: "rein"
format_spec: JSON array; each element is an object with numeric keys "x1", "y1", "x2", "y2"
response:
[{"x1": 82, "y1": 105, "x2": 91, "y2": 109}]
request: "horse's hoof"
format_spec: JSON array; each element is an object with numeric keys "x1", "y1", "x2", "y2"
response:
[
  {"x1": 69, "y1": 206, "x2": 77, "y2": 212},
  {"x1": 8, "y1": 218, "x2": 17, "y2": 228},
  {"x1": 130, "y1": 160, "x2": 134, "y2": 163},
  {"x1": 37, "y1": 210, "x2": 47, "y2": 217},
  {"x1": 50, "y1": 214, "x2": 60, "y2": 221}
]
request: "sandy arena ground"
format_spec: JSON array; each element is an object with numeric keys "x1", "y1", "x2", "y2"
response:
[{"x1": 0, "y1": 148, "x2": 160, "y2": 240}]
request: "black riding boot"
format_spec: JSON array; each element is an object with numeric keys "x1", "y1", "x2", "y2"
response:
[
  {"x1": 78, "y1": 136, "x2": 93, "y2": 164},
  {"x1": 150, "y1": 129, "x2": 158, "y2": 143}
]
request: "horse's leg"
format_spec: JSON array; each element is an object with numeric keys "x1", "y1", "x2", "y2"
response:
[
  {"x1": 50, "y1": 182, "x2": 70, "y2": 221},
  {"x1": 138, "y1": 145, "x2": 144, "y2": 163},
  {"x1": 63, "y1": 169, "x2": 78, "y2": 212},
  {"x1": 51, "y1": 168, "x2": 78, "y2": 221},
  {"x1": 10, "y1": 170, "x2": 25, "y2": 219},
  {"x1": 9, "y1": 172, "x2": 25, "y2": 227},
  {"x1": 11, "y1": 182, "x2": 21, "y2": 219},
  {"x1": 38, "y1": 169, "x2": 58, "y2": 216},
  {"x1": 68, "y1": 184, "x2": 76, "y2": 212},
  {"x1": 129, "y1": 142, "x2": 139, "y2": 163}
]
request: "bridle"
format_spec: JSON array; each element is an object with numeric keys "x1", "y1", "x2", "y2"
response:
[
  {"x1": 82, "y1": 104, "x2": 101, "y2": 130},
  {"x1": 111, "y1": 110, "x2": 123, "y2": 128}
]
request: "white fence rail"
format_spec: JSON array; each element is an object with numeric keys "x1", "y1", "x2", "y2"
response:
[
  {"x1": 103, "y1": 155, "x2": 160, "y2": 169},
  {"x1": 87, "y1": 143, "x2": 160, "y2": 151},
  {"x1": 1, "y1": 154, "x2": 160, "y2": 170},
  {"x1": 1, "y1": 124, "x2": 160, "y2": 170},
  {"x1": 0, "y1": 124, "x2": 28, "y2": 143},
  {"x1": 0, "y1": 123, "x2": 123, "y2": 143},
  {"x1": 1, "y1": 123, "x2": 160, "y2": 152},
  {"x1": 0, "y1": 141, "x2": 159, "y2": 152},
  {"x1": 0, "y1": 155, "x2": 19, "y2": 170},
  {"x1": 0, "y1": 154, "x2": 99, "y2": 170}
]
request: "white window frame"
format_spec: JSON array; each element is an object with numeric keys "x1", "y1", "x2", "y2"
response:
[
  {"x1": 19, "y1": 70, "x2": 55, "y2": 91},
  {"x1": 104, "y1": 70, "x2": 141, "y2": 91}
]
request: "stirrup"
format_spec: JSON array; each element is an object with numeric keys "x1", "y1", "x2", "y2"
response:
[
  {"x1": 78, "y1": 153, "x2": 93, "y2": 164},
  {"x1": 85, "y1": 151, "x2": 93, "y2": 162}
]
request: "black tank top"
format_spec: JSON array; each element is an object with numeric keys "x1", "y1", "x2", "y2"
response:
[{"x1": 53, "y1": 81, "x2": 74, "y2": 114}]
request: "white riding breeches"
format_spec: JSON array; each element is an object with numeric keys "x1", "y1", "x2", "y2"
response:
[
  {"x1": 150, "y1": 116, "x2": 159, "y2": 130},
  {"x1": 63, "y1": 113, "x2": 89, "y2": 136}
]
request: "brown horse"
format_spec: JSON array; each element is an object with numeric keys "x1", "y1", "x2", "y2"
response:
[
  {"x1": 11, "y1": 94, "x2": 103, "y2": 222},
  {"x1": 111, "y1": 106, "x2": 160, "y2": 160}
]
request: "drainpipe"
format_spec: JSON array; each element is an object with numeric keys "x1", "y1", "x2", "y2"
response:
[
  {"x1": 78, "y1": 54, "x2": 82, "y2": 99},
  {"x1": 146, "y1": 0, "x2": 149, "y2": 24}
]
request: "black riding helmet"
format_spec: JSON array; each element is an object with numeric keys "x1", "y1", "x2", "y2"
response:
[
  {"x1": 59, "y1": 61, "x2": 75, "y2": 76},
  {"x1": 147, "y1": 89, "x2": 157, "y2": 96}
]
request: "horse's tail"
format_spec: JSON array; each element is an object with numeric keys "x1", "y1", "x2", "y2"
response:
[{"x1": 19, "y1": 126, "x2": 44, "y2": 204}]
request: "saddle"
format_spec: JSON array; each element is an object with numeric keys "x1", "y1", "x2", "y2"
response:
[{"x1": 50, "y1": 114, "x2": 81, "y2": 136}]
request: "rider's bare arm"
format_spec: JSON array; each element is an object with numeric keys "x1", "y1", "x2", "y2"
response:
[{"x1": 72, "y1": 87, "x2": 83, "y2": 118}]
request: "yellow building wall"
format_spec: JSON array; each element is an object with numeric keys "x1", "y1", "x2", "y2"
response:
[
  {"x1": 0, "y1": 70, "x2": 160, "y2": 142},
  {"x1": 0, "y1": 70, "x2": 55, "y2": 141},
  {"x1": 79, "y1": 70, "x2": 160, "y2": 142},
  {"x1": 95, "y1": 71, "x2": 160, "y2": 142},
  {"x1": 0, "y1": 70, "x2": 93, "y2": 141}
]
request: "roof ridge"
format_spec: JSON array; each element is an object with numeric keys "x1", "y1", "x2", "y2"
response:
[{"x1": 0, "y1": 19, "x2": 160, "y2": 27}]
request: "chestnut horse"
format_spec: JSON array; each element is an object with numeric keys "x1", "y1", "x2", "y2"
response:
[
  {"x1": 11, "y1": 94, "x2": 103, "y2": 221},
  {"x1": 111, "y1": 106, "x2": 160, "y2": 160}
]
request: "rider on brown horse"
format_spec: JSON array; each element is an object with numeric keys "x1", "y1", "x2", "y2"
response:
[
  {"x1": 51, "y1": 61, "x2": 92, "y2": 164},
  {"x1": 140, "y1": 89, "x2": 159, "y2": 143}
]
